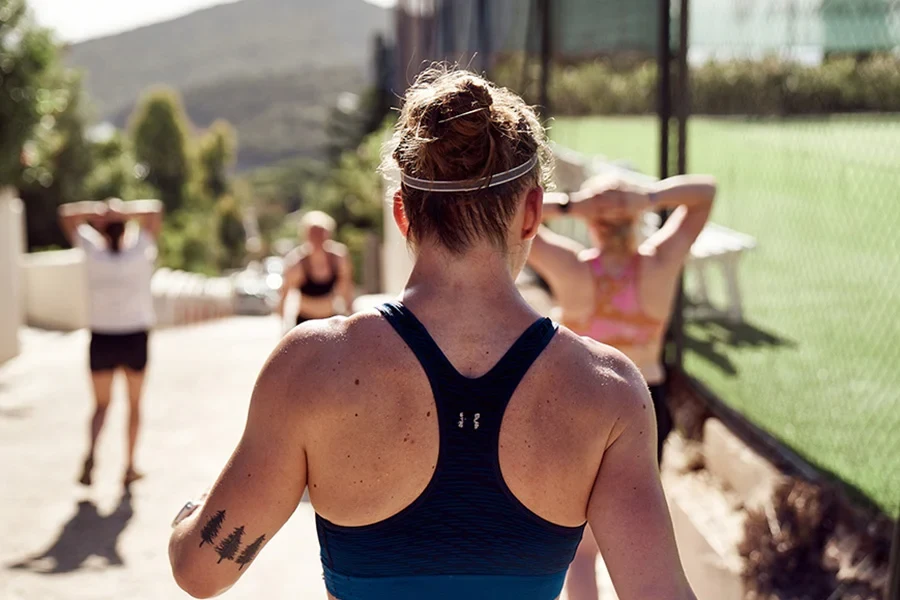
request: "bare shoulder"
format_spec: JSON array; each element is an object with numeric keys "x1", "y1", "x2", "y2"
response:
[
  {"x1": 256, "y1": 310, "x2": 389, "y2": 408},
  {"x1": 324, "y1": 240, "x2": 349, "y2": 257},
  {"x1": 550, "y1": 327, "x2": 652, "y2": 424},
  {"x1": 283, "y1": 244, "x2": 310, "y2": 266}
]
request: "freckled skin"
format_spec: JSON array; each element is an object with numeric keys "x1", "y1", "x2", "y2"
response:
[
  {"x1": 270, "y1": 311, "x2": 688, "y2": 600},
  {"x1": 171, "y1": 272, "x2": 691, "y2": 599}
]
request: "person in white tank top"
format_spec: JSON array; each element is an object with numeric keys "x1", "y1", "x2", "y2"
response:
[{"x1": 59, "y1": 198, "x2": 163, "y2": 488}]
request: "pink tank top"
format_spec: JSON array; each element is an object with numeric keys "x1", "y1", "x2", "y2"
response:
[{"x1": 565, "y1": 254, "x2": 666, "y2": 349}]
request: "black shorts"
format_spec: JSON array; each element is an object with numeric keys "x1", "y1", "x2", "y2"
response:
[
  {"x1": 649, "y1": 383, "x2": 672, "y2": 464},
  {"x1": 90, "y1": 331, "x2": 150, "y2": 372}
]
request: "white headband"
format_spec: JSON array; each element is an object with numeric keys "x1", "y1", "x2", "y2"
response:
[{"x1": 400, "y1": 154, "x2": 539, "y2": 193}]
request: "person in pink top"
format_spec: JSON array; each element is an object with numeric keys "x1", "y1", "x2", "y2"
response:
[{"x1": 527, "y1": 172, "x2": 716, "y2": 600}]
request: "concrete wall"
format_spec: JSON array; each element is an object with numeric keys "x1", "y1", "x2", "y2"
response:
[
  {"x1": 22, "y1": 249, "x2": 89, "y2": 331},
  {"x1": 0, "y1": 188, "x2": 25, "y2": 364}
]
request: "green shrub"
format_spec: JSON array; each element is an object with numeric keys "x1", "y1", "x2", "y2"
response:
[
  {"x1": 494, "y1": 53, "x2": 900, "y2": 116},
  {"x1": 157, "y1": 209, "x2": 219, "y2": 275}
]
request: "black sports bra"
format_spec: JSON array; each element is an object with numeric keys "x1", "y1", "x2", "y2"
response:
[{"x1": 298, "y1": 254, "x2": 338, "y2": 298}]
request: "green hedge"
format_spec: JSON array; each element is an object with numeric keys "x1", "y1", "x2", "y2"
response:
[{"x1": 493, "y1": 54, "x2": 900, "y2": 116}]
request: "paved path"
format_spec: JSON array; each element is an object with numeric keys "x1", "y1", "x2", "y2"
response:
[{"x1": 0, "y1": 317, "x2": 612, "y2": 599}]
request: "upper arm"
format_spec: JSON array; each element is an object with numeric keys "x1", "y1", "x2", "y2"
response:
[
  {"x1": 642, "y1": 207, "x2": 702, "y2": 270},
  {"x1": 71, "y1": 223, "x2": 104, "y2": 252},
  {"x1": 336, "y1": 249, "x2": 354, "y2": 289},
  {"x1": 528, "y1": 226, "x2": 586, "y2": 298},
  {"x1": 338, "y1": 252, "x2": 353, "y2": 281},
  {"x1": 645, "y1": 183, "x2": 715, "y2": 271},
  {"x1": 169, "y1": 332, "x2": 311, "y2": 597},
  {"x1": 587, "y1": 357, "x2": 694, "y2": 599},
  {"x1": 280, "y1": 259, "x2": 303, "y2": 296},
  {"x1": 59, "y1": 214, "x2": 90, "y2": 247},
  {"x1": 140, "y1": 209, "x2": 163, "y2": 240}
]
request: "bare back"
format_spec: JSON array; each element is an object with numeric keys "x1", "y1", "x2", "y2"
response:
[
  {"x1": 533, "y1": 242, "x2": 682, "y2": 384},
  {"x1": 305, "y1": 307, "x2": 621, "y2": 531},
  {"x1": 281, "y1": 299, "x2": 687, "y2": 598},
  {"x1": 169, "y1": 293, "x2": 690, "y2": 600}
]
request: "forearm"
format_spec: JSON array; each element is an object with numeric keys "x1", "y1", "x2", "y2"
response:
[
  {"x1": 169, "y1": 502, "x2": 236, "y2": 599},
  {"x1": 58, "y1": 201, "x2": 105, "y2": 218},
  {"x1": 542, "y1": 190, "x2": 593, "y2": 220},
  {"x1": 649, "y1": 175, "x2": 716, "y2": 211},
  {"x1": 276, "y1": 288, "x2": 288, "y2": 316},
  {"x1": 122, "y1": 199, "x2": 164, "y2": 218}
]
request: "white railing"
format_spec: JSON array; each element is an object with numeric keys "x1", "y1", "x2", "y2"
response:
[
  {"x1": 149, "y1": 268, "x2": 235, "y2": 327},
  {"x1": 21, "y1": 250, "x2": 235, "y2": 331}
]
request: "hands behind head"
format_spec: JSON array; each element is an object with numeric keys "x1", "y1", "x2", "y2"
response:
[
  {"x1": 104, "y1": 198, "x2": 127, "y2": 223},
  {"x1": 84, "y1": 202, "x2": 109, "y2": 228},
  {"x1": 574, "y1": 175, "x2": 651, "y2": 223}
]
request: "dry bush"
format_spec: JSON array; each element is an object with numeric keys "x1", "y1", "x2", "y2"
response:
[{"x1": 740, "y1": 478, "x2": 892, "y2": 600}]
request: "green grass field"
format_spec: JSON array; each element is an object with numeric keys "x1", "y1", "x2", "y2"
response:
[{"x1": 553, "y1": 115, "x2": 900, "y2": 516}]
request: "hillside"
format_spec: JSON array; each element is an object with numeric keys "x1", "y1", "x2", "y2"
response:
[
  {"x1": 109, "y1": 67, "x2": 363, "y2": 169},
  {"x1": 64, "y1": 0, "x2": 389, "y2": 167}
]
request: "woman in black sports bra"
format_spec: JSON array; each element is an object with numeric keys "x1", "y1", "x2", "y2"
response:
[{"x1": 277, "y1": 211, "x2": 354, "y2": 327}]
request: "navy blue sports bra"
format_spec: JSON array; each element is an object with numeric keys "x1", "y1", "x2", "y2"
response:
[{"x1": 315, "y1": 302, "x2": 586, "y2": 600}]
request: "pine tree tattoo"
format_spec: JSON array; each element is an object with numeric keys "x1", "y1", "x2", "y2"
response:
[
  {"x1": 215, "y1": 526, "x2": 245, "y2": 564},
  {"x1": 235, "y1": 535, "x2": 266, "y2": 570},
  {"x1": 199, "y1": 510, "x2": 226, "y2": 548}
]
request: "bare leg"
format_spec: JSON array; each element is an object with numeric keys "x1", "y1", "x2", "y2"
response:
[
  {"x1": 565, "y1": 527, "x2": 600, "y2": 600},
  {"x1": 123, "y1": 368, "x2": 146, "y2": 485},
  {"x1": 82, "y1": 370, "x2": 115, "y2": 485}
]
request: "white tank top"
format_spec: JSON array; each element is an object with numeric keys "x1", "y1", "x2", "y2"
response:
[{"x1": 77, "y1": 224, "x2": 156, "y2": 333}]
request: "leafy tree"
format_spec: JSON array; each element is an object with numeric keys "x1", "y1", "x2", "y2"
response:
[
  {"x1": 83, "y1": 132, "x2": 155, "y2": 203},
  {"x1": 157, "y1": 209, "x2": 218, "y2": 275},
  {"x1": 0, "y1": 0, "x2": 59, "y2": 185},
  {"x1": 216, "y1": 194, "x2": 246, "y2": 270},
  {"x1": 129, "y1": 87, "x2": 193, "y2": 212},
  {"x1": 18, "y1": 72, "x2": 94, "y2": 248},
  {"x1": 198, "y1": 119, "x2": 237, "y2": 199}
]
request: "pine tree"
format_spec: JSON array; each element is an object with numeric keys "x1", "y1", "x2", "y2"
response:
[
  {"x1": 199, "y1": 510, "x2": 226, "y2": 548},
  {"x1": 215, "y1": 526, "x2": 245, "y2": 564},
  {"x1": 235, "y1": 535, "x2": 266, "y2": 570}
]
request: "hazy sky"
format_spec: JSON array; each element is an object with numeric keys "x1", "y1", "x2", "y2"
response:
[{"x1": 30, "y1": 0, "x2": 396, "y2": 43}]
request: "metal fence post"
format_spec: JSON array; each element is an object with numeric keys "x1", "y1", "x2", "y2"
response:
[
  {"x1": 658, "y1": 0, "x2": 679, "y2": 372},
  {"x1": 889, "y1": 515, "x2": 900, "y2": 599},
  {"x1": 657, "y1": 0, "x2": 672, "y2": 181},
  {"x1": 538, "y1": 0, "x2": 552, "y2": 120},
  {"x1": 669, "y1": 0, "x2": 690, "y2": 369}
]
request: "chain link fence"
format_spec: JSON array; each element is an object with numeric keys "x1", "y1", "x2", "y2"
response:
[
  {"x1": 674, "y1": 0, "x2": 900, "y2": 525},
  {"x1": 391, "y1": 0, "x2": 899, "y2": 592}
]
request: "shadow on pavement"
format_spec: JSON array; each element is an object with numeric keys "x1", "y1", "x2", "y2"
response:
[
  {"x1": 0, "y1": 405, "x2": 32, "y2": 419},
  {"x1": 8, "y1": 490, "x2": 134, "y2": 574}
]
